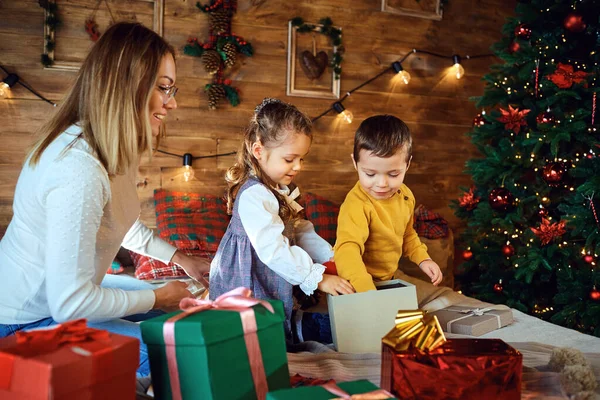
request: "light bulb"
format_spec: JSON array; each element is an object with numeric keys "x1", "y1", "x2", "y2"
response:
[
  {"x1": 183, "y1": 166, "x2": 195, "y2": 182},
  {"x1": 397, "y1": 70, "x2": 411, "y2": 84},
  {"x1": 340, "y1": 109, "x2": 353, "y2": 124},
  {"x1": 332, "y1": 102, "x2": 353, "y2": 124},
  {"x1": 451, "y1": 55, "x2": 464, "y2": 79},
  {"x1": 182, "y1": 153, "x2": 194, "y2": 182},
  {"x1": 0, "y1": 83, "x2": 8, "y2": 99},
  {"x1": 391, "y1": 61, "x2": 411, "y2": 84}
]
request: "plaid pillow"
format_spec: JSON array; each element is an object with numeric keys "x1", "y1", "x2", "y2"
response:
[
  {"x1": 131, "y1": 189, "x2": 230, "y2": 280},
  {"x1": 303, "y1": 192, "x2": 340, "y2": 246}
]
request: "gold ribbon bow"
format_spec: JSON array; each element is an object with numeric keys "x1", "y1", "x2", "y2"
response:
[{"x1": 382, "y1": 310, "x2": 446, "y2": 352}]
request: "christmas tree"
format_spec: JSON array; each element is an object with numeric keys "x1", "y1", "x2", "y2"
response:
[{"x1": 453, "y1": 0, "x2": 600, "y2": 337}]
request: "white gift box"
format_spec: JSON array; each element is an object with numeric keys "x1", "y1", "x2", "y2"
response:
[{"x1": 327, "y1": 279, "x2": 418, "y2": 354}]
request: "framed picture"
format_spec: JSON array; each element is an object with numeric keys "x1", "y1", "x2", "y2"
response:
[
  {"x1": 286, "y1": 20, "x2": 341, "y2": 100},
  {"x1": 43, "y1": 0, "x2": 164, "y2": 70},
  {"x1": 381, "y1": 0, "x2": 443, "y2": 21}
]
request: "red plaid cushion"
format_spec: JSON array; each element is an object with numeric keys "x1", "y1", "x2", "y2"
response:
[
  {"x1": 303, "y1": 192, "x2": 340, "y2": 246},
  {"x1": 131, "y1": 190, "x2": 230, "y2": 280},
  {"x1": 414, "y1": 204, "x2": 449, "y2": 239}
]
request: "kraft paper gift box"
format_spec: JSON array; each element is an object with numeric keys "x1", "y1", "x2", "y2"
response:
[
  {"x1": 0, "y1": 319, "x2": 138, "y2": 400},
  {"x1": 328, "y1": 279, "x2": 418, "y2": 354},
  {"x1": 380, "y1": 310, "x2": 522, "y2": 400},
  {"x1": 266, "y1": 380, "x2": 396, "y2": 399},
  {"x1": 141, "y1": 288, "x2": 290, "y2": 400},
  {"x1": 430, "y1": 305, "x2": 513, "y2": 336}
]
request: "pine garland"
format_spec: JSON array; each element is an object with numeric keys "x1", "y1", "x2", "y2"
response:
[{"x1": 40, "y1": 0, "x2": 60, "y2": 67}]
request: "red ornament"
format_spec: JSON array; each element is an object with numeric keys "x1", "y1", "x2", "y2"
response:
[
  {"x1": 514, "y1": 23, "x2": 532, "y2": 40},
  {"x1": 473, "y1": 113, "x2": 486, "y2": 127},
  {"x1": 531, "y1": 218, "x2": 567, "y2": 245},
  {"x1": 590, "y1": 288, "x2": 600, "y2": 301},
  {"x1": 85, "y1": 18, "x2": 101, "y2": 42},
  {"x1": 563, "y1": 12, "x2": 587, "y2": 33},
  {"x1": 502, "y1": 244, "x2": 515, "y2": 256},
  {"x1": 488, "y1": 188, "x2": 515, "y2": 212},
  {"x1": 547, "y1": 63, "x2": 588, "y2": 89},
  {"x1": 587, "y1": 153, "x2": 595, "y2": 159},
  {"x1": 538, "y1": 207, "x2": 548, "y2": 218},
  {"x1": 542, "y1": 162, "x2": 567, "y2": 186},
  {"x1": 493, "y1": 280, "x2": 503, "y2": 293},
  {"x1": 536, "y1": 109, "x2": 555, "y2": 125},
  {"x1": 508, "y1": 40, "x2": 521, "y2": 54},
  {"x1": 583, "y1": 254, "x2": 594, "y2": 264},
  {"x1": 463, "y1": 250, "x2": 473, "y2": 260},
  {"x1": 458, "y1": 187, "x2": 480, "y2": 211},
  {"x1": 498, "y1": 105, "x2": 531, "y2": 134}
]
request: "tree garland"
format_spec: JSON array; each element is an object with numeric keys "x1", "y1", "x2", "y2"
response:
[
  {"x1": 39, "y1": 0, "x2": 60, "y2": 67},
  {"x1": 290, "y1": 17, "x2": 343, "y2": 80}
]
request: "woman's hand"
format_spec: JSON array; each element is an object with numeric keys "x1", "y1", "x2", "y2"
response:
[
  {"x1": 153, "y1": 281, "x2": 193, "y2": 312},
  {"x1": 171, "y1": 250, "x2": 211, "y2": 283},
  {"x1": 317, "y1": 274, "x2": 355, "y2": 296}
]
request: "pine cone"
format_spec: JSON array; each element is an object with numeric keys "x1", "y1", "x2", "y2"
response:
[
  {"x1": 207, "y1": 84, "x2": 226, "y2": 110},
  {"x1": 209, "y1": 9, "x2": 230, "y2": 35},
  {"x1": 222, "y1": 42, "x2": 237, "y2": 68},
  {"x1": 201, "y1": 49, "x2": 221, "y2": 75}
]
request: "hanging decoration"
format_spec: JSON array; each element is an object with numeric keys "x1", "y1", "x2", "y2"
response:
[
  {"x1": 590, "y1": 286, "x2": 600, "y2": 301},
  {"x1": 536, "y1": 108, "x2": 555, "y2": 125},
  {"x1": 514, "y1": 23, "x2": 532, "y2": 40},
  {"x1": 508, "y1": 40, "x2": 520, "y2": 54},
  {"x1": 458, "y1": 187, "x2": 480, "y2": 210},
  {"x1": 542, "y1": 161, "x2": 568, "y2": 186},
  {"x1": 530, "y1": 218, "x2": 566, "y2": 245},
  {"x1": 473, "y1": 112, "x2": 486, "y2": 127},
  {"x1": 583, "y1": 254, "x2": 595, "y2": 264},
  {"x1": 583, "y1": 193, "x2": 600, "y2": 231},
  {"x1": 462, "y1": 249, "x2": 473, "y2": 260},
  {"x1": 40, "y1": 0, "x2": 60, "y2": 67},
  {"x1": 488, "y1": 187, "x2": 515, "y2": 212},
  {"x1": 183, "y1": 0, "x2": 253, "y2": 110},
  {"x1": 493, "y1": 280, "x2": 503, "y2": 293},
  {"x1": 502, "y1": 244, "x2": 515, "y2": 257},
  {"x1": 563, "y1": 12, "x2": 587, "y2": 33},
  {"x1": 592, "y1": 92, "x2": 597, "y2": 126},
  {"x1": 534, "y1": 59, "x2": 540, "y2": 97},
  {"x1": 85, "y1": 0, "x2": 116, "y2": 42},
  {"x1": 497, "y1": 105, "x2": 530, "y2": 134},
  {"x1": 546, "y1": 63, "x2": 588, "y2": 89},
  {"x1": 291, "y1": 17, "x2": 343, "y2": 80}
]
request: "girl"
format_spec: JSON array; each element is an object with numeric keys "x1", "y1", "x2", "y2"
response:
[
  {"x1": 0, "y1": 22, "x2": 210, "y2": 377},
  {"x1": 209, "y1": 98, "x2": 354, "y2": 340}
]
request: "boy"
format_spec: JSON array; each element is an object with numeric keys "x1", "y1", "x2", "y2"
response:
[{"x1": 334, "y1": 115, "x2": 443, "y2": 292}]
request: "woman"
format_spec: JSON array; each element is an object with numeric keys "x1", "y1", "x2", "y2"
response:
[{"x1": 0, "y1": 22, "x2": 207, "y2": 377}]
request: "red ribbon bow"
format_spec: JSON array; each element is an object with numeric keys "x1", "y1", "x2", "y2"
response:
[
  {"x1": 322, "y1": 382, "x2": 394, "y2": 399},
  {"x1": 163, "y1": 287, "x2": 275, "y2": 400}
]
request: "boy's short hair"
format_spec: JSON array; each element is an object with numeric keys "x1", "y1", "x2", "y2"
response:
[{"x1": 353, "y1": 115, "x2": 412, "y2": 163}]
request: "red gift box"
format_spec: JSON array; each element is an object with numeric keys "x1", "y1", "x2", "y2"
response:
[
  {"x1": 381, "y1": 338, "x2": 522, "y2": 400},
  {"x1": 0, "y1": 319, "x2": 139, "y2": 400}
]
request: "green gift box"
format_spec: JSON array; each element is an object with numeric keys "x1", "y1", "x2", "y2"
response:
[
  {"x1": 141, "y1": 297, "x2": 290, "y2": 400},
  {"x1": 266, "y1": 380, "x2": 396, "y2": 399}
]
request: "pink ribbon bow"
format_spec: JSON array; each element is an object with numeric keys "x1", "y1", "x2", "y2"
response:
[
  {"x1": 163, "y1": 287, "x2": 275, "y2": 400},
  {"x1": 322, "y1": 382, "x2": 394, "y2": 399}
]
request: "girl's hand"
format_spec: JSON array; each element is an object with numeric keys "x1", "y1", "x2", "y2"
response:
[
  {"x1": 419, "y1": 260, "x2": 443, "y2": 286},
  {"x1": 318, "y1": 274, "x2": 355, "y2": 296}
]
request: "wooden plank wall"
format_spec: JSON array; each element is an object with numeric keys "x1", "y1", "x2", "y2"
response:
[{"x1": 0, "y1": 0, "x2": 515, "y2": 234}]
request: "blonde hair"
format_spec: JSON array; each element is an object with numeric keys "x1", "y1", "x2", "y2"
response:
[
  {"x1": 226, "y1": 99, "x2": 312, "y2": 223},
  {"x1": 28, "y1": 22, "x2": 175, "y2": 176}
]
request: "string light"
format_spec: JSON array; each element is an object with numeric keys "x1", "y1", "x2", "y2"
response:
[
  {"x1": 182, "y1": 153, "x2": 195, "y2": 182},
  {"x1": 452, "y1": 55, "x2": 465, "y2": 80},
  {"x1": 311, "y1": 49, "x2": 493, "y2": 123},
  {"x1": 0, "y1": 64, "x2": 56, "y2": 106},
  {"x1": 333, "y1": 102, "x2": 353, "y2": 124},
  {"x1": 391, "y1": 61, "x2": 411, "y2": 84}
]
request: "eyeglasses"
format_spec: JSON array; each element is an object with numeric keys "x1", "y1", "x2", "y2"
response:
[{"x1": 157, "y1": 85, "x2": 178, "y2": 105}]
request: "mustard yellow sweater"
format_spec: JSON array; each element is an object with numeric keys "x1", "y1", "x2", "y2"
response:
[{"x1": 334, "y1": 182, "x2": 430, "y2": 292}]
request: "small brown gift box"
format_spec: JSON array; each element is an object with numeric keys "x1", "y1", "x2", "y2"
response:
[{"x1": 431, "y1": 305, "x2": 513, "y2": 336}]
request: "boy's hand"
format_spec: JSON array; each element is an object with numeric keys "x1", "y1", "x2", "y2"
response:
[
  {"x1": 419, "y1": 260, "x2": 443, "y2": 286},
  {"x1": 318, "y1": 274, "x2": 355, "y2": 296}
]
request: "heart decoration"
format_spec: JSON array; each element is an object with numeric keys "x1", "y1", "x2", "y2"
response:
[{"x1": 300, "y1": 50, "x2": 329, "y2": 80}]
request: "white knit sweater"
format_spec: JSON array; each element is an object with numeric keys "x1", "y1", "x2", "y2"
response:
[{"x1": 0, "y1": 125, "x2": 176, "y2": 324}]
